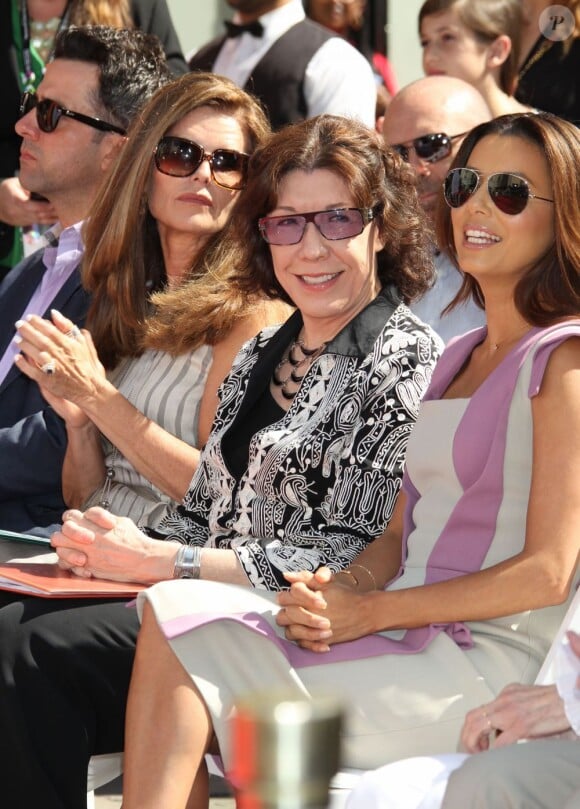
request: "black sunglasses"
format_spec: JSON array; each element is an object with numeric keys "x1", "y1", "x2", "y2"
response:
[
  {"x1": 154, "y1": 136, "x2": 249, "y2": 190},
  {"x1": 444, "y1": 167, "x2": 554, "y2": 215},
  {"x1": 392, "y1": 131, "x2": 467, "y2": 164},
  {"x1": 19, "y1": 91, "x2": 126, "y2": 135},
  {"x1": 258, "y1": 207, "x2": 377, "y2": 246}
]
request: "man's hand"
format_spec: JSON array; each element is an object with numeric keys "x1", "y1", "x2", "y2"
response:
[{"x1": 460, "y1": 683, "x2": 571, "y2": 753}]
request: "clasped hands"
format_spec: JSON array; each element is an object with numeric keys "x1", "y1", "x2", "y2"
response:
[
  {"x1": 51, "y1": 507, "x2": 164, "y2": 584},
  {"x1": 276, "y1": 567, "x2": 371, "y2": 652}
]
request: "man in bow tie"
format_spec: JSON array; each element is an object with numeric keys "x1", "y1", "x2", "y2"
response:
[{"x1": 189, "y1": 0, "x2": 376, "y2": 130}]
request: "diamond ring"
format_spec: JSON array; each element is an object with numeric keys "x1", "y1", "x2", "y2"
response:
[{"x1": 40, "y1": 359, "x2": 57, "y2": 375}]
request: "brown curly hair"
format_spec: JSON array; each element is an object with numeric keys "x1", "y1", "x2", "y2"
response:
[{"x1": 198, "y1": 114, "x2": 434, "y2": 306}]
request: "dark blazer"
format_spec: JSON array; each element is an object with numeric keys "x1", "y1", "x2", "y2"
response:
[{"x1": 0, "y1": 248, "x2": 90, "y2": 532}]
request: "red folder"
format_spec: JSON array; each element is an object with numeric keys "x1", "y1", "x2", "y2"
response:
[{"x1": 0, "y1": 560, "x2": 145, "y2": 598}]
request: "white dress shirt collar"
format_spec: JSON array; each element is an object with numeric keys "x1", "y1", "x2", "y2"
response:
[{"x1": 216, "y1": 0, "x2": 306, "y2": 86}]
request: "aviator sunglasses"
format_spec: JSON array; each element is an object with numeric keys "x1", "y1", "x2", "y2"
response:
[
  {"x1": 154, "y1": 136, "x2": 249, "y2": 190},
  {"x1": 19, "y1": 91, "x2": 126, "y2": 135},
  {"x1": 444, "y1": 167, "x2": 554, "y2": 215},
  {"x1": 392, "y1": 131, "x2": 467, "y2": 164},
  {"x1": 258, "y1": 207, "x2": 378, "y2": 246}
]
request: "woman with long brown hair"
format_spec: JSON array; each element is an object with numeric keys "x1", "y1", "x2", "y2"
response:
[{"x1": 15, "y1": 71, "x2": 289, "y2": 531}]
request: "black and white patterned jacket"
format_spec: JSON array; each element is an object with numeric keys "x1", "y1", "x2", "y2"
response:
[{"x1": 158, "y1": 288, "x2": 443, "y2": 589}]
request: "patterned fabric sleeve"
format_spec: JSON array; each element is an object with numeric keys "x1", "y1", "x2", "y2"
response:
[
  {"x1": 157, "y1": 308, "x2": 442, "y2": 590},
  {"x1": 229, "y1": 315, "x2": 442, "y2": 589}
]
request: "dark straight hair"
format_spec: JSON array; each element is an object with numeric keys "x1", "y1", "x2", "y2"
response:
[{"x1": 437, "y1": 112, "x2": 580, "y2": 323}]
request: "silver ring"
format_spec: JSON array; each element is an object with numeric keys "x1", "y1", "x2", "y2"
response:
[
  {"x1": 40, "y1": 359, "x2": 56, "y2": 375},
  {"x1": 65, "y1": 325, "x2": 81, "y2": 340}
]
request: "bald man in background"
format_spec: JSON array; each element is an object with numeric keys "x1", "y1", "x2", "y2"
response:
[{"x1": 383, "y1": 76, "x2": 491, "y2": 343}]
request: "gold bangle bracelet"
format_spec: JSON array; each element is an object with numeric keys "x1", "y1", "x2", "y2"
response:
[
  {"x1": 350, "y1": 563, "x2": 377, "y2": 590},
  {"x1": 335, "y1": 569, "x2": 359, "y2": 589}
]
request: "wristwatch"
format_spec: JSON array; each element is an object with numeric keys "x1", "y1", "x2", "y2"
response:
[{"x1": 173, "y1": 544, "x2": 202, "y2": 579}]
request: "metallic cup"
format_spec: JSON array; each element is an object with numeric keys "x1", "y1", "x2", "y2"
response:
[{"x1": 229, "y1": 691, "x2": 344, "y2": 809}]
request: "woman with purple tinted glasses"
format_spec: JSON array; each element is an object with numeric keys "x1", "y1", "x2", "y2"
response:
[
  {"x1": 118, "y1": 113, "x2": 580, "y2": 808},
  {"x1": 0, "y1": 113, "x2": 442, "y2": 807}
]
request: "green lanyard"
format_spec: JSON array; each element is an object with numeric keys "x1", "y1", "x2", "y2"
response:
[{"x1": 11, "y1": 0, "x2": 71, "y2": 93}]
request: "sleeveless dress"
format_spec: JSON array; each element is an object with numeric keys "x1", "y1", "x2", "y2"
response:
[
  {"x1": 82, "y1": 346, "x2": 212, "y2": 529},
  {"x1": 138, "y1": 323, "x2": 580, "y2": 771}
]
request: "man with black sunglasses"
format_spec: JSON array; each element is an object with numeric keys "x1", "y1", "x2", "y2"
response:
[
  {"x1": 383, "y1": 75, "x2": 491, "y2": 343},
  {"x1": 0, "y1": 25, "x2": 170, "y2": 534}
]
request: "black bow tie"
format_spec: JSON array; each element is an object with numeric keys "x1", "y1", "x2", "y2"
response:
[{"x1": 224, "y1": 19, "x2": 264, "y2": 38}]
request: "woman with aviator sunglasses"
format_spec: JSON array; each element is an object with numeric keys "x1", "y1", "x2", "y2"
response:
[
  {"x1": 112, "y1": 112, "x2": 580, "y2": 809},
  {"x1": 330, "y1": 110, "x2": 580, "y2": 807}
]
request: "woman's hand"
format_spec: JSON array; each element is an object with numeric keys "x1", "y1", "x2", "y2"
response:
[
  {"x1": 37, "y1": 385, "x2": 90, "y2": 429},
  {"x1": 51, "y1": 507, "x2": 177, "y2": 584},
  {"x1": 460, "y1": 683, "x2": 571, "y2": 753},
  {"x1": 14, "y1": 309, "x2": 106, "y2": 407},
  {"x1": 276, "y1": 567, "x2": 374, "y2": 652}
]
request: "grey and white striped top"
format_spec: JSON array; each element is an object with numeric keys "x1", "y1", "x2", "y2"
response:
[{"x1": 82, "y1": 346, "x2": 212, "y2": 529}]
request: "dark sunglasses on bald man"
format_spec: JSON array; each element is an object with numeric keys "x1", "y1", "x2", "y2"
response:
[
  {"x1": 258, "y1": 206, "x2": 379, "y2": 246},
  {"x1": 154, "y1": 136, "x2": 249, "y2": 190},
  {"x1": 443, "y1": 167, "x2": 554, "y2": 215},
  {"x1": 19, "y1": 91, "x2": 126, "y2": 135},
  {"x1": 392, "y1": 131, "x2": 467, "y2": 164}
]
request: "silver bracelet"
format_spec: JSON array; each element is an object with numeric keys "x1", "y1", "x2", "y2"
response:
[{"x1": 173, "y1": 544, "x2": 202, "y2": 579}]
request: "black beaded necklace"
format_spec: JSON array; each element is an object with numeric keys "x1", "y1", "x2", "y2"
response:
[{"x1": 272, "y1": 337, "x2": 326, "y2": 400}]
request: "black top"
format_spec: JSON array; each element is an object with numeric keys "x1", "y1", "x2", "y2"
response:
[
  {"x1": 222, "y1": 385, "x2": 285, "y2": 483},
  {"x1": 516, "y1": 35, "x2": 580, "y2": 124}
]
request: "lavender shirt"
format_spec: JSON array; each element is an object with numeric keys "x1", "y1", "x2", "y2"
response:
[{"x1": 0, "y1": 222, "x2": 83, "y2": 387}]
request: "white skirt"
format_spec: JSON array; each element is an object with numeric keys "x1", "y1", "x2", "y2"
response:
[{"x1": 137, "y1": 579, "x2": 542, "y2": 772}]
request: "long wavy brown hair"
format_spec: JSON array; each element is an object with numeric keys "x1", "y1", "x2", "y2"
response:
[
  {"x1": 437, "y1": 112, "x2": 580, "y2": 323},
  {"x1": 82, "y1": 72, "x2": 271, "y2": 368}
]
